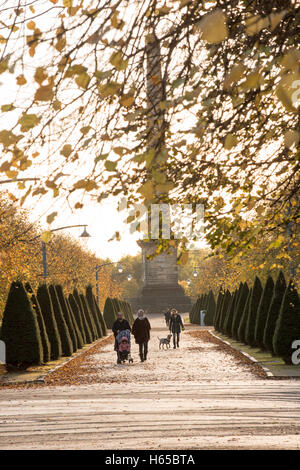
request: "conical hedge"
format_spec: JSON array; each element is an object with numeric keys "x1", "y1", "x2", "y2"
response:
[
  {"x1": 49, "y1": 285, "x2": 73, "y2": 357},
  {"x1": 231, "y1": 282, "x2": 249, "y2": 339},
  {"x1": 223, "y1": 288, "x2": 239, "y2": 336},
  {"x1": 65, "y1": 296, "x2": 84, "y2": 349},
  {"x1": 237, "y1": 288, "x2": 252, "y2": 343},
  {"x1": 55, "y1": 285, "x2": 78, "y2": 351},
  {"x1": 273, "y1": 281, "x2": 300, "y2": 364},
  {"x1": 103, "y1": 297, "x2": 117, "y2": 328},
  {"x1": 1, "y1": 281, "x2": 43, "y2": 370},
  {"x1": 254, "y1": 275, "x2": 274, "y2": 349},
  {"x1": 73, "y1": 289, "x2": 93, "y2": 344},
  {"x1": 263, "y1": 271, "x2": 287, "y2": 354},
  {"x1": 214, "y1": 290, "x2": 225, "y2": 331},
  {"x1": 25, "y1": 282, "x2": 50, "y2": 364},
  {"x1": 93, "y1": 294, "x2": 107, "y2": 336},
  {"x1": 80, "y1": 293, "x2": 98, "y2": 340},
  {"x1": 219, "y1": 290, "x2": 231, "y2": 333},
  {"x1": 37, "y1": 284, "x2": 62, "y2": 360},
  {"x1": 245, "y1": 276, "x2": 263, "y2": 346},
  {"x1": 204, "y1": 291, "x2": 216, "y2": 326},
  {"x1": 86, "y1": 285, "x2": 103, "y2": 338},
  {"x1": 69, "y1": 293, "x2": 87, "y2": 344}
]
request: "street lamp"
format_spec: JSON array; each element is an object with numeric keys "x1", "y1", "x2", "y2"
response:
[
  {"x1": 193, "y1": 268, "x2": 198, "y2": 277},
  {"x1": 127, "y1": 274, "x2": 132, "y2": 281},
  {"x1": 187, "y1": 278, "x2": 191, "y2": 286},
  {"x1": 95, "y1": 262, "x2": 130, "y2": 306}
]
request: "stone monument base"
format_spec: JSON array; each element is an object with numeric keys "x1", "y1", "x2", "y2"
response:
[{"x1": 132, "y1": 284, "x2": 192, "y2": 314}]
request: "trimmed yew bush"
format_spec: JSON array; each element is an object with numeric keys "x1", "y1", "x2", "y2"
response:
[
  {"x1": 237, "y1": 288, "x2": 252, "y2": 343},
  {"x1": 65, "y1": 296, "x2": 84, "y2": 349},
  {"x1": 103, "y1": 297, "x2": 117, "y2": 328},
  {"x1": 80, "y1": 293, "x2": 98, "y2": 340},
  {"x1": 231, "y1": 282, "x2": 249, "y2": 340},
  {"x1": 25, "y1": 282, "x2": 50, "y2": 363},
  {"x1": 254, "y1": 275, "x2": 274, "y2": 349},
  {"x1": 37, "y1": 284, "x2": 62, "y2": 360},
  {"x1": 223, "y1": 288, "x2": 239, "y2": 336},
  {"x1": 263, "y1": 271, "x2": 287, "y2": 354},
  {"x1": 1, "y1": 281, "x2": 43, "y2": 370},
  {"x1": 86, "y1": 285, "x2": 103, "y2": 338},
  {"x1": 73, "y1": 289, "x2": 93, "y2": 344},
  {"x1": 204, "y1": 291, "x2": 216, "y2": 326},
  {"x1": 245, "y1": 276, "x2": 263, "y2": 346},
  {"x1": 49, "y1": 285, "x2": 73, "y2": 357},
  {"x1": 273, "y1": 281, "x2": 300, "y2": 364},
  {"x1": 219, "y1": 290, "x2": 232, "y2": 333},
  {"x1": 93, "y1": 294, "x2": 107, "y2": 336},
  {"x1": 55, "y1": 285, "x2": 78, "y2": 351}
]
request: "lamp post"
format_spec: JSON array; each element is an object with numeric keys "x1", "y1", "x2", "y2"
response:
[
  {"x1": 95, "y1": 262, "x2": 132, "y2": 306},
  {"x1": 29, "y1": 224, "x2": 91, "y2": 280}
]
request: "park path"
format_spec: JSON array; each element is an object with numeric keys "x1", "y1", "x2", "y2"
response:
[{"x1": 0, "y1": 315, "x2": 300, "y2": 449}]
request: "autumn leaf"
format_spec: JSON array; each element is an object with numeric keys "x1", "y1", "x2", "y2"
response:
[
  {"x1": 138, "y1": 181, "x2": 154, "y2": 200},
  {"x1": 284, "y1": 130, "x2": 300, "y2": 149},
  {"x1": 109, "y1": 51, "x2": 128, "y2": 71},
  {"x1": 1, "y1": 104, "x2": 15, "y2": 112},
  {"x1": 245, "y1": 14, "x2": 269, "y2": 35},
  {"x1": 224, "y1": 134, "x2": 238, "y2": 150},
  {"x1": 60, "y1": 144, "x2": 72, "y2": 158},
  {"x1": 197, "y1": 9, "x2": 228, "y2": 44},
  {"x1": 16, "y1": 74, "x2": 27, "y2": 85},
  {"x1": 34, "y1": 67, "x2": 48, "y2": 84},
  {"x1": 46, "y1": 212, "x2": 57, "y2": 224},
  {"x1": 18, "y1": 113, "x2": 40, "y2": 130},
  {"x1": 34, "y1": 85, "x2": 54, "y2": 101},
  {"x1": 105, "y1": 160, "x2": 117, "y2": 171},
  {"x1": 75, "y1": 72, "x2": 90, "y2": 89},
  {"x1": 41, "y1": 231, "x2": 52, "y2": 243},
  {"x1": 0, "y1": 60, "x2": 8, "y2": 74},
  {"x1": 119, "y1": 94, "x2": 134, "y2": 107}
]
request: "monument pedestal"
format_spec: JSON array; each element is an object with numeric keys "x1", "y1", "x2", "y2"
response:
[{"x1": 132, "y1": 241, "x2": 191, "y2": 314}]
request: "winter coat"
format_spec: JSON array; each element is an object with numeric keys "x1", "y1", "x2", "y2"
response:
[
  {"x1": 169, "y1": 314, "x2": 184, "y2": 333},
  {"x1": 112, "y1": 318, "x2": 131, "y2": 337},
  {"x1": 132, "y1": 317, "x2": 151, "y2": 344}
]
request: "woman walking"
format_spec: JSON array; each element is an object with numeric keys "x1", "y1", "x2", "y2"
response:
[
  {"x1": 169, "y1": 308, "x2": 184, "y2": 349},
  {"x1": 132, "y1": 309, "x2": 151, "y2": 362}
]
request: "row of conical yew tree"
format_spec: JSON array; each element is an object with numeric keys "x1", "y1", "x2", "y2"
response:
[
  {"x1": 191, "y1": 271, "x2": 300, "y2": 365},
  {"x1": 0, "y1": 281, "x2": 127, "y2": 371},
  {"x1": 189, "y1": 290, "x2": 216, "y2": 326},
  {"x1": 103, "y1": 297, "x2": 134, "y2": 328}
]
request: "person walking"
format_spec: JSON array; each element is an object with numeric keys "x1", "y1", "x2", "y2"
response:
[
  {"x1": 164, "y1": 308, "x2": 171, "y2": 327},
  {"x1": 132, "y1": 309, "x2": 151, "y2": 362},
  {"x1": 169, "y1": 308, "x2": 184, "y2": 349},
  {"x1": 112, "y1": 312, "x2": 131, "y2": 352}
]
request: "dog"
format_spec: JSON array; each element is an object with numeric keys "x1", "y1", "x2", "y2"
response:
[{"x1": 158, "y1": 334, "x2": 172, "y2": 349}]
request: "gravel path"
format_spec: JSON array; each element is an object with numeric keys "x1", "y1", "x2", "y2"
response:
[{"x1": 0, "y1": 315, "x2": 300, "y2": 449}]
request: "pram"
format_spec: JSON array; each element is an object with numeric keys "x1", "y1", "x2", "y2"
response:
[{"x1": 116, "y1": 329, "x2": 133, "y2": 364}]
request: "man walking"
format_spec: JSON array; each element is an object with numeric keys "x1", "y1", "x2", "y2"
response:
[
  {"x1": 164, "y1": 307, "x2": 171, "y2": 327},
  {"x1": 132, "y1": 309, "x2": 151, "y2": 362},
  {"x1": 112, "y1": 311, "x2": 131, "y2": 352},
  {"x1": 169, "y1": 308, "x2": 184, "y2": 349}
]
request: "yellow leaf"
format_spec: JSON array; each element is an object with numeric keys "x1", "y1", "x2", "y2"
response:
[
  {"x1": 34, "y1": 67, "x2": 47, "y2": 84},
  {"x1": 120, "y1": 94, "x2": 134, "y2": 107},
  {"x1": 27, "y1": 20, "x2": 36, "y2": 30},
  {"x1": 16, "y1": 74, "x2": 27, "y2": 85},
  {"x1": 245, "y1": 14, "x2": 269, "y2": 35},
  {"x1": 224, "y1": 133, "x2": 238, "y2": 150},
  {"x1": 41, "y1": 231, "x2": 52, "y2": 243},
  {"x1": 241, "y1": 71, "x2": 263, "y2": 90},
  {"x1": 197, "y1": 9, "x2": 228, "y2": 44},
  {"x1": 75, "y1": 72, "x2": 90, "y2": 89},
  {"x1": 98, "y1": 82, "x2": 121, "y2": 97},
  {"x1": 0, "y1": 60, "x2": 8, "y2": 74},
  {"x1": 152, "y1": 170, "x2": 166, "y2": 184},
  {"x1": 269, "y1": 10, "x2": 286, "y2": 31},
  {"x1": 46, "y1": 212, "x2": 57, "y2": 224},
  {"x1": 60, "y1": 144, "x2": 72, "y2": 158},
  {"x1": 280, "y1": 49, "x2": 300, "y2": 70},
  {"x1": 1, "y1": 104, "x2": 15, "y2": 112},
  {"x1": 80, "y1": 126, "x2": 91, "y2": 135},
  {"x1": 63, "y1": 0, "x2": 72, "y2": 6},
  {"x1": 138, "y1": 181, "x2": 154, "y2": 200},
  {"x1": 284, "y1": 130, "x2": 300, "y2": 149},
  {"x1": 34, "y1": 85, "x2": 54, "y2": 101},
  {"x1": 223, "y1": 63, "x2": 245, "y2": 89},
  {"x1": 18, "y1": 113, "x2": 39, "y2": 130},
  {"x1": 109, "y1": 52, "x2": 128, "y2": 71}
]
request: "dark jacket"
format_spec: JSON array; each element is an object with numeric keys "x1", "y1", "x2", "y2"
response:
[
  {"x1": 169, "y1": 314, "x2": 184, "y2": 333},
  {"x1": 112, "y1": 318, "x2": 131, "y2": 337},
  {"x1": 132, "y1": 317, "x2": 151, "y2": 344}
]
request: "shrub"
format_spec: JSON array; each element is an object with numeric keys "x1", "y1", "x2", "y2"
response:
[
  {"x1": 49, "y1": 285, "x2": 73, "y2": 357},
  {"x1": 204, "y1": 291, "x2": 216, "y2": 326},
  {"x1": 37, "y1": 284, "x2": 62, "y2": 360},
  {"x1": 68, "y1": 293, "x2": 87, "y2": 344},
  {"x1": 93, "y1": 294, "x2": 107, "y2": 336},
  {"x1": 80, "y1": 293, "x2": 98, "y2": 340},
  {"x1": 86, "y1": 285, "x2": 103, "y2": 338},
  {"x1": 55, "y1": 285, "x2": 78, "y2": 351},
  {"x1": 214, "y1": 289, "x2": 225, "y2": 331},
  {"x1": 25, "y1": 282, "x2": 50, "y2": 363},
  {"x1": 73, "y1": 289, "x2": 93, "y2": 344},
  {"x1": 245, "y1": 276, "x2": 263, "y2": 346},
  {"x1": 1, "y1": 281, "x2": 43, "y2": 370},
  {"x1": 273, "y1": 281, "x2": 300, "y2": 364},
  {"x1": 103, "y1": 297, "x2": 117, "y2": 328},
  {"x1": 263, "y1": 271, "x2": 287, "y2": 354},
  {"x1": 254, "y1": 275, "x2": 274, "y2": 349},
  {"x1": 237, "y1": 288, "x2": 252, "y2": 343},
  {"x1": 231, "y1": 282, "x2": 249, "y2": 339},
  {"x1": 219, "y1": 290, "x2": 231, "y2": 333},
  {"x1": 65, "y1": 296, "x2": 84, "y2": 349},
  {"x1": 223, "y1": 288, "x2": 239, "y2": 336}
]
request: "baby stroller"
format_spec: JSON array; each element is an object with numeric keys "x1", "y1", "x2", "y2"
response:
[{"x1": 116, "y1": 329, "x2": 133, "y2": 364}]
